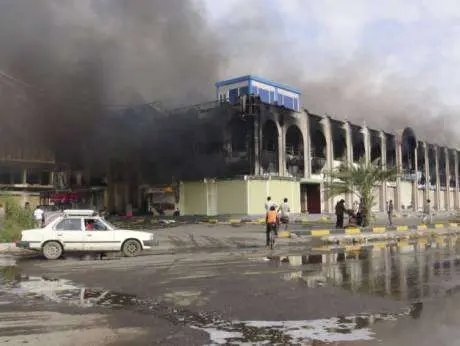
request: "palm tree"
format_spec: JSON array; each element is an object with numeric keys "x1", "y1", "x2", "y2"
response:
[{"x1": 324, "y1": 159, "x2": 398, "y2": 227}]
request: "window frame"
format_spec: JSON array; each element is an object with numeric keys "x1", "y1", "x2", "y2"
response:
[{"x1": 54, "y1": 218, "x2": 83, "y2": 231}]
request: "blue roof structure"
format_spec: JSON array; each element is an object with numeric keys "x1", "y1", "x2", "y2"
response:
[{"x1": 215, "y1": 75, "x2": 301, "y2": 95}]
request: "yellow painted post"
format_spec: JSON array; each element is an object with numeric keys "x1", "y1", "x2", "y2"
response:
[
  {"x1": 372, "y1": 227, "x2": 386, "y2": 233},
  {"x1": 345, "y1": 228, "x2": 361, "y2": 235},
  {"x1": 310, "y1": 229, "x2": 331, "y2": 236}
]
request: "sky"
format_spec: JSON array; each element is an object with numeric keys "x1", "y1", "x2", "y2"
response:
[
  {"x1": 196, "y1": 0, "x2": 460, "y2": 144},
  {"x1": 202, "y1": 0, "x2": 460, "y2": 106}
]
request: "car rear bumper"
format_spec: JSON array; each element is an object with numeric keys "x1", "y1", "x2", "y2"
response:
[{"x1": 15, "y1": 241, "x2": 30, "y2": 249}]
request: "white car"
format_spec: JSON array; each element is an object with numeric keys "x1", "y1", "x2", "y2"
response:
[{"x1": 16, "y1": 210, "x2": 157, "y2": 260}]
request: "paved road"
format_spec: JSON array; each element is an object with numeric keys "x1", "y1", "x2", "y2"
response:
[{"x1": 2, "y1": 233, "x2": 460, "y2": 345}]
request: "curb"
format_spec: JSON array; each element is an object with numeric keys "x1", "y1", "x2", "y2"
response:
[{"x1": 291, "y1": 223, "x2": 460, "y2": 237}]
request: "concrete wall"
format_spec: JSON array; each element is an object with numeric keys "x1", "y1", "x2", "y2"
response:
[
  {"x1": 180, "y1": 181, "x2": 208, "y2": 215},
  {"x1": 400, "y1": 181, "x2": 413, "y2": 209},
  {"x1": 216, "y1": 180, "x2": 247, "y2": 214},
  {"x1": 440, "y1": 190, "x2": 446, "y2": 210},
  {"x1": 180, "y1": 177, "x2": 300, "y2": 216},
  {"x1": 247, "y1": 180, "x2": 266, "y2": 215},
  {"x1": 0, "y1": 193, "x2": 40, "y2": 209},
  {"x1": 247, "y1": 178, "x2": 300, "y2": 215}
]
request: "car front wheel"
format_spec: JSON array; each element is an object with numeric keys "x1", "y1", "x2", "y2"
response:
[
  {"x1": 42, "y1": 241, "x2": 63, "y2": 260},
  {"x1": 122, "y1": 239, "x2": 142, "y2": 257}
]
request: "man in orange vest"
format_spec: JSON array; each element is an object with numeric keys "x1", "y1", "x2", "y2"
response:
[{"x1": 265, "y1": 205, "x2": 280, "y2": 247}]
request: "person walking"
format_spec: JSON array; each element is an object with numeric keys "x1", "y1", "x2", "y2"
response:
[
  {"x1": 278, "y1": 198, "x2": 290, "y2": 230},
  {"x1": 422, "y1": 199, "x2": 432, "y2": 225},
  {"x1": 335, "y1": 199, "x2": 346, "y2": 229},
  {"x1": 33, "y1": 205, "x2": 44, "y2": 228},
  {"x1": 387, "y1": 200, "x2": 394, "y2": 226}
]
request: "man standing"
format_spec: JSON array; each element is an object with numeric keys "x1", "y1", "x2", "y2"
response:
[
  {"x1": 335, "y1": 199, "x2": 346, "y2": 229},
  {"x1": 33, "y1": 205, "x2": 44, "y2": 228},
  {"x1": 278, "y1": 198, "x2": 290, "y2": 230},
  {"x1": 423, "y1": 199, "x2": 432, "y2": 225},
  {"x1": 387, "y1": 200, "x2": 394, "y2": 226},
  {"x1": 265, "y1": 196, "x2": 275, "y2": 212}
]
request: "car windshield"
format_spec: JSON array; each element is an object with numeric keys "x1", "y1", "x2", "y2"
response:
[{"x1": 101, "y1": 218, "x2": 117, "y2": 230}]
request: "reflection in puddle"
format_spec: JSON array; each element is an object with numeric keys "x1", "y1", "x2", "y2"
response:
[{"x1": 270, "y1": 236, "x2": 460, "y2": 302}]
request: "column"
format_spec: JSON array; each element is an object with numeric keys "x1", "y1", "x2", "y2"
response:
[
  {"x1": 49, "y1": 171, "x2": 55, "y2": 186},
  {"x1": 253, "y1": 116, "x2": 261, "y2": 175},
  {"x1": 304, "y1": 112, "x2": 311, "y2": 178},
  {"x1": 395, "y1": 138, "x2": 403, "y2": 212},
  {"x1": 361, "y1": 125, "x2": 370, "y2": 164},
  {"x1": 413, "y1": 145, "x2": 419, "y2": 212},
  {"x1": 379, "y1": 132, "x2": 387, "y2": 211},
  {"x1": 344, "y1": 122, "x2": 353, "y2": 207},
  {"x1": 455, "y1": 150, "x2": 459, "y2": 209},
  {"x1": 278, "y1": 123, "x2": 285, "y2": 176},
  {"x1": 22, "y1": 168, "x2": 27, "y2": 185},
  {"x1": 435, "y1": 146, "x2": 441, "y2": 210},
  {"x1": 321, "y1": 117, "x2": 333, "y2": 213},
  {"x1": 445, "y1": 147, "x2": 450, "y2": 211},
  {"x1": 423, "y1": 142, "x2": 430, "y2": 209}
]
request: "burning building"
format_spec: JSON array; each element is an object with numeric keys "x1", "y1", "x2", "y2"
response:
[{"x1": 176, "y1": 75, "x2": 460, "y2": 216}]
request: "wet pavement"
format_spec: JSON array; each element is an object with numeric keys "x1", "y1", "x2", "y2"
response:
[{"x1": 3, "y1": 235, "x2": 460, "y2": 344}]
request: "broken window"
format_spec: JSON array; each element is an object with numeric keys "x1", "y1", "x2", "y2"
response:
[
  {"x1": 417, "y1": 142, "x2": 425, "y2": 185},
  {"x1": 352, "y1": 125, "x2": 364, "y2": 163},
  {"x1": 261, "y1": 120, "x2": 279, "y2": 174},
  {"x1": 285, "y1": 125, "x2": 304, "y2": 177},
  {"x1": 428, "y1": 145, "x2": 436, "y2": 186},
  {"x1": 331, "y1": 120, "x2": 346, "y2": 161},
  {"x1": 386, "y1": 134, "x2": 396, "y2": 169},
  {"x1": 309, "y1": 115, "x2": 326, "y2": 174},
  {"x1": 370, "y1": 130, "x2": 381, "y2": 164}
]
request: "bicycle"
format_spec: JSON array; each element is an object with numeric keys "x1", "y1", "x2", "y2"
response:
[{"x1": 268, "y1": 223, "x2": 277, "y2": 250}]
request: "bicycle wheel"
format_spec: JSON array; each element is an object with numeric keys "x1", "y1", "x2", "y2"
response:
[{"x1": 269, "y1": 230, "x2": 276, "y2": 250}]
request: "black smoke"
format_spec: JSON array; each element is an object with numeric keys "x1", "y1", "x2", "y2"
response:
[{"x1": 0, "y1": 0, "x2": 226, "y2": 179}]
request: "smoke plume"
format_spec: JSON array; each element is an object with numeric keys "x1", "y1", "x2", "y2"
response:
[{"x1": 0, "y1": 0, "x2": 225, "y2": 172}]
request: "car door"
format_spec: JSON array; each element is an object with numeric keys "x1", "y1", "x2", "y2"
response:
[
  {"x1": 83, "y1": 218, "x2": 117, "y2": 251},
  {"x1": 52, "y1": 218, "x2": 85, "y2": 251}
]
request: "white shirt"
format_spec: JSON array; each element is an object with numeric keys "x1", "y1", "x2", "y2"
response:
[
  {"x1": 278, "y1": 202, "x2": 290, "y2": 217},
  {"x1": 34, "y1": 208, "x2": 44, "y2": 221},
  {"x1": 265, "y1": 201, "x2": 275, "y2": 211}
]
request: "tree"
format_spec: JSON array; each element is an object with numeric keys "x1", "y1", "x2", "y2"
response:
[{"x1": 324, "y1": 159, "x2": 398, "y2": 227}]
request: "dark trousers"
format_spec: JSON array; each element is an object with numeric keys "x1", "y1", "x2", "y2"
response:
[
  {"x1": 336, "y1": 214, "x2": 344, "y2": 228},
  {"x1": 266, "y1": 223, "x2": 278, "y2": 246}
]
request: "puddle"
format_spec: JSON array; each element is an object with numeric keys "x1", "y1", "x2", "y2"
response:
[
  {"x1": 0, "y1": 259, "x2": 415, "y2": 345},
  {"x1": 193, "y1": 310, "x2": 414, "y2": 345},
  {"x1": 268, "y1": 235, "x2": 460, "y2": 302}
]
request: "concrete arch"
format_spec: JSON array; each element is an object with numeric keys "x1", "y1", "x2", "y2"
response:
[
  {"x1": 370, "y1": 130, "x2": 381, "y2": 164},
  {"x1": 439, "y1": 147, "x2": 446, "y2": 187},
  {"x1": 401, "y1": 127, "x2": 417, "y2": 171},
  {"x1": 331, "y1": 120, "x2": 346, "y2": 161},
  {"x1": 427, "y1": 144, "x2": 436, "y2": 186},
  {"x1": 226, "y1": 116, "x2": 248, "y2": 153},
  {"x1": 261, "y1": 119, "x2": 280, "y2": 174},
  {"x1": 417, "y1": 141, "x2": 426, "y2": 185},
  {"x1": 309, "y1": 115, "x2": 326, "y2": 174},
  {"x1": 351, "y1": 125, "x2": 364, "y2": 163},
  {"x1": 449, "y1": 149, "x2": 456, "y2": 187},
  {"x1": 285, "y1": 124, "x2": 304, "y2": 177}
]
